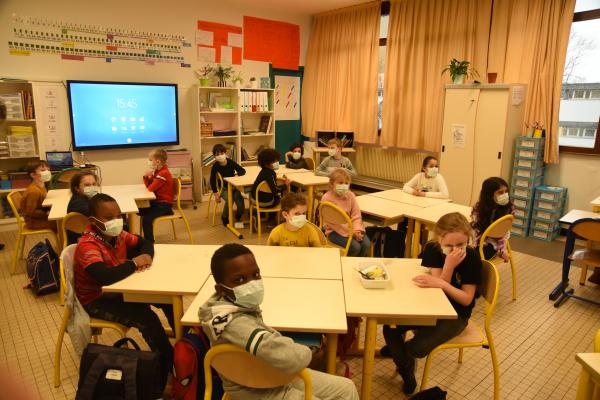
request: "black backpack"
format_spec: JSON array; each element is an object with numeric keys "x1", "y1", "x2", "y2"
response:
[
  {"x1": 366, "y1": 226, "x2": 406, "y2": 258},
  {"x1": 76, "y1": 338, "x2": 163, "y2": 400},
  {"x1": 26, "y1": 239, "x2": 60, "y2": 296}
]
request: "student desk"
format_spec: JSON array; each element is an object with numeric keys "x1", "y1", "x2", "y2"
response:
[
  {"x1": 43, "y1": 184, "x2": 156, "y2": 234},
  {"x1": 575, "y1": 353, "x2": 600, "y2": 400},
  {"x1": 341, "y1": 257, "x2": 457, "y2": 400},
  {"x1": 103, "y1": 244, "x2": 215, "y2": 340},
  {"x1": 181, "y1": 275, "x2": 347, "y2": 374},
  {"x1": 369, "y1": 189, "x2": 451, "y2": 208},
  {"x1": 560, "y1": 209, "x2": 600, "y2": 225},
  {"x1": 590, "y1": 196, "x2": 600, "y2": 213},
  {"x1": 286, "y1": 172, "x2": 330, "y2": 221}
]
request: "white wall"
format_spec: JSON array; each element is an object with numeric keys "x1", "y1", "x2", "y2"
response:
[
  {"x1": 545, "y1": 153, "x2": 600, "y2": 211},
  {"x1": 0, "y1": 0, "x2": 312, "y2": 186}
]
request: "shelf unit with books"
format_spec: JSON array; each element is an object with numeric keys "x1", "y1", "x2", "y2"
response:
[{"x1": 194, "y1": 86, "x2": 275, "y2": 198}]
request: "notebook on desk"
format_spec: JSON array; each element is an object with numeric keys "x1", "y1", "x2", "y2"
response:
[{"x1": 46, "y1": 151, "x2": 74, "y2": 171}]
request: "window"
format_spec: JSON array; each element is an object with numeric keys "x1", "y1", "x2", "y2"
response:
[
  {"x1": 559, "y1": 2, "x2": 600, "y2": 154},
  {"x1": 377, "y1": 2, "x2": 390, "y2": 134}
]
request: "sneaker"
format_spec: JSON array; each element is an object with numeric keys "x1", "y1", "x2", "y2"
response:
[
  {"x1": 588, "y1": 268, "x2": 600, "y2": 284},
  {"x1": 234, "y1": 222, "x2": 244, "y2": 229}
]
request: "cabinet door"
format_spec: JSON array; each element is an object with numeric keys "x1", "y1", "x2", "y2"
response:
[
  {"x1": 471, "y1": 89, "x2": 509, "y2": 204},
  {"x1": 440, "y1": 88, "x2": 479, "y2": 206}
]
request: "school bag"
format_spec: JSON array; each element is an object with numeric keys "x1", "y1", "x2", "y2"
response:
[
  {"x1": 366, "y1": 226, "x2": 406, "y2": 258},
  {"x1": 26, "y1": 239, "x2": 60, "y2": 296},
  {"x1": 76, "y1": 337, "x2": 163, "y2": 400},
  {"x1": 172, "y1": 328, "x2": 224, "y2": 400}
]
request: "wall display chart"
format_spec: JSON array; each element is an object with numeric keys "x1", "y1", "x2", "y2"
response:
[
  {"x1": 8, "y1": 15, "x2": 191, "y2": 67},
  {"x1": 196, "y1": 20, "x2": 242, "y2": 65}
]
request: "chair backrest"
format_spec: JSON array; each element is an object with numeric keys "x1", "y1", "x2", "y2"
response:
[
  {"x1": 204, "y1": 344, "x2": 311, "y2": 399},
  {"x1": 173, "y1": 178, "x2": 182, "y2": 209},
  {"x1": 307, "y1": 221, "x2": 328, "y2": 246},
  {"x1": 479, "y1": 259, "x2": 500, "y2": 330},
  {"x1": 304, "y1": 157, "x2": 315, "y2": 171},
  {"x1": 60, "y1": 244, "x2": 78, "y2": 304},
  {"x1": 215, "y1": 172, "x2": 224, "y2": 195},
  {"x1": 7, "y1": 191, "x2": 25, "y2": 229},
  {"x1": 318, "y1": 201, "x2": 352, "y2": 228},
  {"x1": 571, "y1": 219, "x2": 600, "y2": 243},
  {"x1": 256, "y1": 179, "x2": 274, "y2": 195},
  {"x1": 62, "y1": 212, "x2": 90, "y2": 247},
  {"x1": 479, "y1": 214, "x2": 513, "y2": 258}
]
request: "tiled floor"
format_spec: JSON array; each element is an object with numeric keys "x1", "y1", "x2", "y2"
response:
[{"x1": 0, "y1": 203, "x2": 598, "y2": 399}]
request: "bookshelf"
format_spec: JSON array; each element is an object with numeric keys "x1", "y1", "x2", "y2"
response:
[{"x1": 195, "y1": 86, "x2": 275, "y2": 198}]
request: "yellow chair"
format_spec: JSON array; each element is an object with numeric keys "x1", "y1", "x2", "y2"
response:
[
  {"x1": 54, "y1": 245, "x2": 129, "y2": 388},
  {"x1": 203, "y1": 344, "x2": 312, "y2": 400},
  {"x1": 568, "y1": 220, "x2": 600, "y2": 286},
  {"x1": 152, "y1": 178, "x2": 193, "y2": 244},
  {"x1": 307, "y1": 221, "x2": 328, "y2": 246},
  {"x1": 478, "y1": 214, "x2": 517, "y2": 300},
  {"x1": 206, "y1": 172, "x2": 224, "y2": 226},
  {"x1": 420, "y1": 259, "x2": 500, "y2": 399},
  {"x1": 7, "y1": 190, "x2": 59, "y2": 274},
  {"x1": 318, "y1": 201, "x2": 353, "y2": 256},
  {"x1": 249, "y1": 180, "x2": 284, "y2": 242},
  {"x1": 58, "y1": 212, "x2": 89, "y2": 305}
]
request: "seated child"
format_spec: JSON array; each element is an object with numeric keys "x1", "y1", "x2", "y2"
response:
[
  {"x1": 20, "y1": 160, "x2": 56, "y2": 231},
  {"x1": 74, "y1": 193, "x2": 174, "y2": 390},
  {"x1": 251, "y1": 148, "x2": 289, "y2": 209},
  {"x1": 382, "y1": 212, "x2": 482, "y2": 394},
  {"x1": 315, "y1": 138, "x2": 356, "y2": 177},
  {"x1": 402, "y1": 156, "x2": 449, "y2": 199},
  {"x1": 471, "y1": 177, "x2": 514, "y2": 262},
  {"x1": 140, "y1": 149, "x2": 174, "y2": 242},
  {"x1": 267, "y1": 193, "x2": 322, "y2": 247},
  {"x1": 285, "y1": 142, "x2": 309, "y2": 170},
  {"x1": 210, "y1": 143, "x2": 246, "y2": 226},
  {"x1": 200, "y1": 244, "x2": 359, "y2": 400},
  {"x1": 66, "y1": 171, "x2": 100, "y2": 244},
  {"x1": 320, "y1": 168, "x2": 370, "y2": 257}
]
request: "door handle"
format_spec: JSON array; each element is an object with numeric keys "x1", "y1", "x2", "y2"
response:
[
  {"x1": 498, "y1": 152, "x2": 502, "y2": 159},
  {"x1": 442, "y1": 145, "x2": 445, "y2": 152}
]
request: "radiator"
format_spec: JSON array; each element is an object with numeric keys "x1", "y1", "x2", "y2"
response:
[{"x1": 354, "y1": 146, "x2": 435, "y2": 184}]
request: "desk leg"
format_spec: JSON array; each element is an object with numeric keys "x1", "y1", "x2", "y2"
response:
[
  {"x1": 576, "y1": 367, "x2": 594, "y2": 400},
  {"x1": 127, "y1": 213, "x2": 139, "y2": 236},
  {"x1": 226, "y1": 182, "x2": 242, "y2": 239},
  {"x1": 172, "y1": 295, "x2": 183, "y2": 341},
  {"x1": 307, "y1": 186, "x2": 315, "y2": 222},
  {"x1": 405, "y1": 218, "x2": 414, "y2": 258},
  {"x1": 593, "y1": 205, "x2": 600, "y2": 213},
  {"x1": 361, "y1": 318, "x2": 378, "y2": 400},
  {"x1": 325, "y1": 333, "x2": 338, "y2": 374},
  {"x1": 412, "y1": 221, "x2": 422, "y2": 258}
]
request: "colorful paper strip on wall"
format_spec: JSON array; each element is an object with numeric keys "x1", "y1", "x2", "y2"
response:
[
  {"x1": 196, "y1": 20, "x2": 242, "y2": 65},
  {"x1": 243, "y1": 16, "x2": 299, "y2": 71},
  {"x1": 8, "y1": 15, "x2": 190, "y2": 67}
]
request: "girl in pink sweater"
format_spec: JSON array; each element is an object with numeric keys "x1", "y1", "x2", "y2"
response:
[{"x1": 320, "y1": 168, "x2": 371, "y2": 257}]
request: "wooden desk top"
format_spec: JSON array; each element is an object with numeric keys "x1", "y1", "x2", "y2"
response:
[
  {"x1": 405, "y1": 202, "x2": 473, "y2": 225},
  {"x1": 576, "y1": 353, "x2": 600, "y2": 382},
  {"x1": 103, "y1": 244, "x2": 216, "y2": 296},
  {"x1": 225, "y1": 167, "x2": 308, "y2": 188},
  {"x1": 560, "y1": 209, "x2": 600, "y2": 224},
  {"x1": 44, "y1": 184, "x2": 155, "y2": 220},
  {"x1": 341, "y1": 257, "x2": 457, "y2": 320},
  {"x1": 356, "y1": 194, "x2": 421, "y2": 221},
  {"x1": 591, "y1": 196, "x2": 600, "y2": 207},
  {"x1": 369, "y1": 189, "x2": 451, "y2": 208},
  {"x1": 287, "y1": 172, "x2": 330, "y2": 186},
  {"x1": 181, "y1": 276, "x2": 348, "y2": 334}
]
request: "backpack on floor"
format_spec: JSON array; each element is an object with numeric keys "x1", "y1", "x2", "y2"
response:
[
  {"x1": 26, "y1": 239, "x2": 60, "y2": 296},
  {"x1": 172, "y1": 328, "x2": 223, "y2": 400},
  {"x1": 366, "y1": 226, "x2": 406, "y2": 258}
]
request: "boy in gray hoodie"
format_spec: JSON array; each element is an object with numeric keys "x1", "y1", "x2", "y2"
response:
[{"x1": 200, "y1": 244, "x2": 359, "y2": 400}]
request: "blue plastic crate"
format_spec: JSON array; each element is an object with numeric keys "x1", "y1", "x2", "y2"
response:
[
  {"x1": 534, "y1": 186, "x2": 567, "y2": 203},
  {"x1": 514, "y1": 158, "x2": 545, "y2": 169},
  {"x1": 512, "y1": 196, "x2": 535, "y2": 211},
  {"x1": 515, "y1": 136, "x2": 545, "y2": 150},
  {"x1": 534, "y1": 198, "x2": 566, "y2": 212},
  {"x1": 511, "y1": 186, "x2": 535, "y2": 200},
  {"x1": 532, "y1": 207, "x2": 563, "y2": 223},
  {"x1": 529, "y1": 226, "x2": 560, "y2": 242},
  {"x1": 512, "y1": 165, "x2": 545, "y2": 179},
  {"x1": 513, "y1": 215, "x2": 529, "y2": 228},
  {"x1": 513, "y1": 206, "x2": 533, "y2": 219},
  {"x1": 511, "y1": 175, "x2": 544, "y2": 190},
  {"x1": 511, "y1": 224, "x2": 529, "y2": 237},
  {"x1": 530, "y1": 217, "x2": 561, "y2": 232},
  {"x1": 515, "y1": 146, "x2": 544, "y2": 160}
]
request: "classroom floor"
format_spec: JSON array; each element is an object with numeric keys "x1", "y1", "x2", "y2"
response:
[{"x1": 0, "y1": 203, "x2": 598, "y2": 400}]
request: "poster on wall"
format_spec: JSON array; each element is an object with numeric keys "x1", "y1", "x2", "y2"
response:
[
  {"x1": 274, "y1": 75, "x2": 300, "y2": 121},
  {"x1": 451, "y1": 124, "x2": 466, "y2": 148},
  {"x1": 196, "y1": 20, "x2": 242, "y2": 65},
  {"x1": 8, "y1": 15, "x2": 190, "y2": 67},
  {"x1": 243, "y1": 16, "x2": 299, "y2": 70}
]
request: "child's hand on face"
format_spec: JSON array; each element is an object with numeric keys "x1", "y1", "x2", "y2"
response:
[
  {"x1": 444, "y1": 247, "x2": 467, "y2": 270},
  {"x1": 354, "y1": 230, "x2": 364, "y2": 241},
  {"x1": 413, "y1": 274, "x2": 447, "y2": 289}
]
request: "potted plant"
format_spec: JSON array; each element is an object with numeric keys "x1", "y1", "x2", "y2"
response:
[
  {"x1": 213, "y1": 64, "x2": 233, "y2": 87},
  {"x1": 231, "y1": 71, "x2": 244, "y2": 88},
  {"x1": 195, "y1": 65, "x2": 213, "y2": 87},
  {"x1": 249, "y1": 77, "x2": 258, "y2": 89},
  {"x1": 441, "y1": 59, "x2": 479, "y2": 84}
]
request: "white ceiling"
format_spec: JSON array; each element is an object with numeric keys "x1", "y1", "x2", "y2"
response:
[{"x1": 236, "y1": 0, "x2": 369, "y2": 15}]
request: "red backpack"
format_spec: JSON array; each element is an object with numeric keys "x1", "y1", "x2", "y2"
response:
[{"x1": 171, "y1": 328, "x2": 224, "y2": 400}]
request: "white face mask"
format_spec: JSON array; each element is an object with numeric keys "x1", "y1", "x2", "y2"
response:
[
  {"x1": 495, "y1": 192, "x2": 510, "y2": 206},
  {"x1": 289, "y1": 214, "x2": 307, "y2": 229},
  {"x1": 40, "y1": 170, "x2": 52, "y2": 182},
  {"x1": 215, "y1": 154, "x2": 227, "y2": 163},
  {"x1": 335, "y1": 184, "x2": 350, "y2": 195},
  {"x1": 221, "y1": 279, "x2": 264, "y2": 308},
  {"x1": 272, "y1": 162, "x2": 280, "y2": 170},
  {"x1": 292, "y1": 152, "x2": 302, "y2": 160},
  {"x1": 92, "y1": 217, "x2": 124, "y2": 237},
  {"x1": 147, "y1": 160, "x2": 156, "y2": 170},
  {"x1": 328, "y1": 148, "x2": 337, "y2": 157},
  {"x1": 83, "y1": 185, "x2": 100, "y2": 198},
  {"x1": 426, "y1": 167, "x2": 438, "y2": 178},
  {"x1": 442, "y1": 244, "x2": 467, "y2": 256}
]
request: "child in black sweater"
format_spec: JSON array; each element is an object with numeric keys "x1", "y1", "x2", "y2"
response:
[
  {"x1": 250, "y1": 148, "x2": 290, "y2": 208},
  {"x1": 210, "y1": 144, "x2": 246, "y2": 225}
]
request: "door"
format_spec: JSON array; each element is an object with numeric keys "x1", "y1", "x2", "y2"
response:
[{"x1": 270, "y1": 66, "x2": 304, "y2": 162}]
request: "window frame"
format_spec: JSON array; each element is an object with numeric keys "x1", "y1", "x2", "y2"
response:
[
  {"x1": 377, "y1": 1, "x2": 390, "y2": 137},
  {"x1": 559, "y1": 7, "x2": 600, "y2": 155}
]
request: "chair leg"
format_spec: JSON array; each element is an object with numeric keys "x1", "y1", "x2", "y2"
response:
[
  {"x1": 257, "y1": 211, "x2": 262, "y2": 242},
  {"x1": 579, "y1": 264, "x2": 589, "y2": 286},
  {"x1": 206, "y1": 193, "x2": 212, "y2": 219},
  {"x1": 489, "y1": 340, "x2": 500, "y2": 400},
  {"x1": 458, "y1": 348, "x2": 464, "y2": 363},
  {"x1": 171, "y1": 220, "x2": 177, "y2": 240},
  {"x1": 18, "y1": 234, "x2": 27, "y2": 260},
  {"x1": 249, "y1": 205, "x2": 254, "y2": 235},
  {"x1": 507, "y1": 246, "x2": 517, "y2": 300},
  {"x1": 182, "y1": 215, "x2": 194, "y2": 244},
  {"x1": 420, "y1": 348, "x2": 439, "y2": 391},
  {"x1": 11, "y1": 234, "x2": 23, "y2": 274},
  {"x1": 53, "y1": 310, "x2": 70, "y2": 387}
]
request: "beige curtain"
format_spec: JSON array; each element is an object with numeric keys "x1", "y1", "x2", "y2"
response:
[
  {"x1": 488, "y1": 0, "x2": 576, "y2": 163},
  {"x1": 380, "y1": 0, "x2": 492, "y2": 152},
  {"x1": 301, "y1": 1, "x2": 380, "y2": 144}
]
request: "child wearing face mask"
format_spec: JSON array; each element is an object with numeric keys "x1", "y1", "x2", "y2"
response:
[
  {"x1": 66, "y1": 171, "x2": 100, "y2": 244},
  {"x1": 267, "y1": 193, "x2": 322, "y2": 247},
  {"x1": 140, "y1": 149, "x2": 174, "y2": 242},
  {"x1": 315, "y1": 138, "x2": 357, "y2": 177},
  {"x1": 20, "y1": 160, "x2": 57, "y2": 231},
  {"x1": 251, "y1": 148, "x2": 290, "y2": 209},
  {"x1": 210, "y1": 144, "x2": 246, "y2": 226},
  {"x1": 320, "y1": 168, "x2": 370, "y2": 256},
  {"x1": 403, "y1": 156, "x2": 449, "y2": 199},
  {"x1": 200, "y1": 244, "x2": 359, "y2": 400},
  {"x1": 472, "y1": 177, "x2": 515, "y2": 261},
  {"x1": 285, "y1": 142, "x2": 309, "y2": 170},
  {"x1": 381, "y1": 212, "x2": 482, "y2": 394},
  {"x1": 74, "y1": 193, "x2": 174, "y2": 393}
]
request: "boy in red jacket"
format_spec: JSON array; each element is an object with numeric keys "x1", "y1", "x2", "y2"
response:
[{"x1": 140, "y1": 149, "x2": 174, "y2": 242}]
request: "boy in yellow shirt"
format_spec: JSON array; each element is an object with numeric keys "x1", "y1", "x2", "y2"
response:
[{"x1": 267, "y1": 193, "x2": 322, "y2": 247}]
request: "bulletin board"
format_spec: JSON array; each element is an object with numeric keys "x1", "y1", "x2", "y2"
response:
[
  {"x1": 196, "y1": 20, "x2": 243, "y2": 65},
  {"x1": 243, "y1": 16, "x2": 300, "y2": 71}
]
